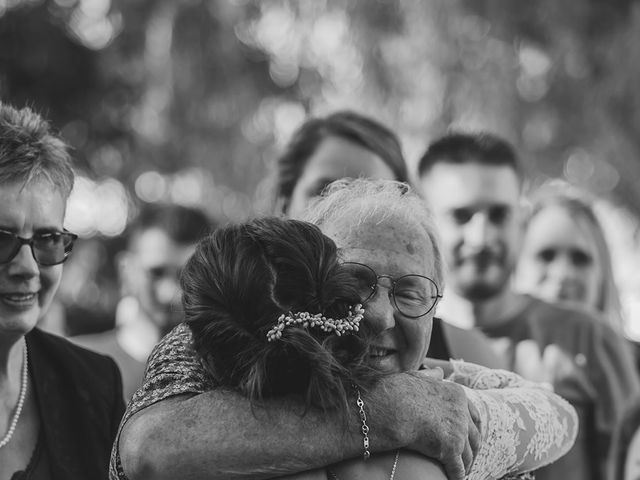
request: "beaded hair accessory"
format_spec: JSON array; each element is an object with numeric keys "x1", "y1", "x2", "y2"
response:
[{"x1": 266, "y1": 304, "x2": 365, "y2": 342}]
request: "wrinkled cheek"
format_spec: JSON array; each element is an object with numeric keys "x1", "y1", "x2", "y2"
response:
[{"x1": 405, "y1": 327, "x2": 431, "y2": 371}]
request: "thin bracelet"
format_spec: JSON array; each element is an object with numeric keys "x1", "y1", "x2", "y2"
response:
[{"x1": 352, "y1": 385, "x2": 371, "y2": 461}]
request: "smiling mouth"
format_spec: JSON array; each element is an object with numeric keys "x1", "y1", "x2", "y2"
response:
[
  {"x1": 369, "y1": 346, "x2": 397, "y2": 358},
  {"x1": 1, "y1": 292, "x2": 38, "y2": 306}
]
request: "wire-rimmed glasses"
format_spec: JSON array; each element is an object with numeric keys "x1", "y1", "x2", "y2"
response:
[{"x1": 342, "y1": 262, "x2": 442, "y2": 318}]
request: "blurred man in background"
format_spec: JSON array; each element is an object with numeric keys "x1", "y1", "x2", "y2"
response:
[
  {"x1": 73, "y1": 204, "x2": 212, "y2": 400},
  {"x1": 417, "y1": 132, "x2": 640, "y2": 480}
]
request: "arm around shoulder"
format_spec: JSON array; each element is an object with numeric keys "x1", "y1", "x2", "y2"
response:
[{"x1": 118, "y1": 373, "x2": 479, "y2": 480}]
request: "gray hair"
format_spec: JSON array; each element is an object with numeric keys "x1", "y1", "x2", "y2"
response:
[
  {"x1": 302, "y1": 178, "x2": 444, "y2": 287},
  {"x1": 0, "y1": 103, "x2": 74, "y2": 198}
]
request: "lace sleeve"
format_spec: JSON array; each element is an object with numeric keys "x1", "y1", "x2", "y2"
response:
[{"x1": 448, "y1": 360, "x2": 578, "y2": 479}]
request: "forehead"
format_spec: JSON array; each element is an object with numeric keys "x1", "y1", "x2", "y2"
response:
[
  {"x1": 299, "y1": 136, "x2": 396, "y2": 182},
  {"x1": 421, "y1": 163, "x2": 520, "y2": 212},
  {"x1": 525, "y1": 206, "x2": 598, "y2": 252},
  {"x1": 322, "y1": 213, "x2": 436, "y2": 277},
  {"x1": 0, "y1": 180, "x2": 66, "y2": 229},
  {"x1": 131, "y1": 228, "x2": 195, "y2": 266}
]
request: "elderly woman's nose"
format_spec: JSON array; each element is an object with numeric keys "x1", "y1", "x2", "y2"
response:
[{"x1": 364, "y1": 289, "x2": 396, "y2": 332}]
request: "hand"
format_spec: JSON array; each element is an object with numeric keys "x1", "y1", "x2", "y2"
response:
[
  {"x1": 416, "y1": 366, "x2": 445, "y2": 381},
  {"x1": 382, "y1": 373, "x2": 481, "y2": 480},
  {"x1": 514, "y1": 340, "x2": 575, "y2": 386}
]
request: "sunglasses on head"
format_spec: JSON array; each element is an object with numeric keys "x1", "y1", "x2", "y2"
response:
[{"x1": 0, "y1": 229, "x2": 78, "y2": 266}]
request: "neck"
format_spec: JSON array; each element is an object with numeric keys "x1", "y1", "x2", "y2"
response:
[
  {"x1": 0, "y1": 337, "x2": 26, "y2": 396},
  {"x1": 438, "y1": 287, "x2": 526, "y2": 329}
]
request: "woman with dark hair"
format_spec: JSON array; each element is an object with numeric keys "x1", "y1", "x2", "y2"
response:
[
  {"x1": 181, "y1": 211, "x2": 577, "y2": 480},
  {"x1": 275, "y1": 110, "x2": 407, "y2": 218}
]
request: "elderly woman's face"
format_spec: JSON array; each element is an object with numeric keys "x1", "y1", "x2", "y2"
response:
[
  {"x1": 323, "y1": 214, "x2": 437, "y2": 373},
  {"x1": 287, "y1": 136, "x2": 396, "y2": 219},
  {"x1": 515, "y1": 205, "x2": 604, "y2": 309},
  {"x1": 0, "y1": 181, "x2": 65, "y2": 337}
]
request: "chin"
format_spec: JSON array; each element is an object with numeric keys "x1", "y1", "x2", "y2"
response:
[{"x1": 0, "y1": 312, "x2": 40, "y2": 336}]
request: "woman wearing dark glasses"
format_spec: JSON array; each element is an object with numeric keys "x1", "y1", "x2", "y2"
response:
[{"x1": 0, "y1": 103, "x2": 124, "y2": 480}]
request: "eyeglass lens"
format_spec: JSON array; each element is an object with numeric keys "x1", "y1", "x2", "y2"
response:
[
  {"x1": 342, "y1": 262, "x2": 439, "y2": 318},
  {"x1": 0, "y1": 230, "x2": 77, "y2": 266}
]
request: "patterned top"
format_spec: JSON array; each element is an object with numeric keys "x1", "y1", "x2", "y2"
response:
[{"x1": 110, "y1": 323, "x2": 578, "y2": 480}]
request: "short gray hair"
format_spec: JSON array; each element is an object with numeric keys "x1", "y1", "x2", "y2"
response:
[
  {"x1": 302, "y1": 178, "x2": 444, "y2": 287},
  {"x1": 0, "y1": 103, "x2": 74, "y2": 198}
]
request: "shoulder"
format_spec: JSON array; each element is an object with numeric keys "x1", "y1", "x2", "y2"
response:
[
  {"x1": 71, "y1": 330, "x2": 119, "y2": 352},
  {"x1": 28, "y1": 328, "x2": 121, "y2": 382}
]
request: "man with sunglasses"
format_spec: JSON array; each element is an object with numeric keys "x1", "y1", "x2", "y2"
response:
[{"x1": 0, "y1": 102, "x2": 125, "y2": 480}]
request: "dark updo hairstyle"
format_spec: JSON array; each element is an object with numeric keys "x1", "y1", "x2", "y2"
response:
[
  {"x1": 182, "y1": 217, "x2": 380, "y2": 412},
  {"x1": 276, "y1": 110, "x2": 409, "y2": 214}
]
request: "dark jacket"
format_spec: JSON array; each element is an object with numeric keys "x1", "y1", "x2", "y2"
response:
[{"x1": 26, "y1": 328, "x2": 125, "y2": 480}]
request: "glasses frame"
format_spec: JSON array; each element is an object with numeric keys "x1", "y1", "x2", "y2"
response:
[
  {"x1": 0, "y1": 229, "x2": 78, "y2": 266},
  {"x1": 342, "y1": 261, "x2": 442, "y2": 319}
]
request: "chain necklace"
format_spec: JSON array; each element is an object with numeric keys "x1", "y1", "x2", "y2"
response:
[
  {"x1": 328, "y1": 450, "x2": 400, "y2": 480},
  {"x1": 0, "y1": 339, "x2": 28, "y2": 449}
]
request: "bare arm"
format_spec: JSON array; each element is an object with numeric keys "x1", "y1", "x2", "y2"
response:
[{"x1": 119, "y1": 372, "x2": 480, "y2": 480}]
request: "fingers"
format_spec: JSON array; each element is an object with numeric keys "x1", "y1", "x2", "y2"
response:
[
  {"x1": 467, "y1": 400, "x2": 481, "y2": 457},
  {"x1": 462, "y1": 438, "x2": 474, "y2": 475},
  {"x1": 443, "y1": 457, "x2": 466, "y2": 480},
  {"x1": 514, "y1": 340, "x2": 549, "y2": 383},
  {"x1": 415, "y1": 367, "x2": 445, "y2": 380},
  {"x1": 464, "y1": 399, "x2": 480, "y2": 475},
  {"x1": 543, "y1": 344, "x2": 575, "y2": 382}
]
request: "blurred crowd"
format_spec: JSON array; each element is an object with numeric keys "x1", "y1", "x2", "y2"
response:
[{"x1": 2, "y1": 102, "x2": 640, "y2": 480}]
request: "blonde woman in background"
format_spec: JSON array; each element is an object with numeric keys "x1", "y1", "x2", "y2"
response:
[{"x1": 514, "y1": 188, "x2": 624, "y2": 332}]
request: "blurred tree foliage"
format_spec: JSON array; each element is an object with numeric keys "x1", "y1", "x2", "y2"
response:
[
  {"x1": 2, "y1": 0, "x2": 640, "y2": 218},
  {"x1": 0, "y1": 0, "x2": 640, "y2": 216},
  {"x1": 3, "y1": 0, "x2": 640, "y2": 333}
]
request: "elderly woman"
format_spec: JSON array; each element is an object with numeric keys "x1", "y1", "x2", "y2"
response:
[
  {"x1": 0, "y1": 103, "x2": 124, "y2": 480},
  {"x1": 113, "y1": 179, "x2": 577, "y2": 480}
]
